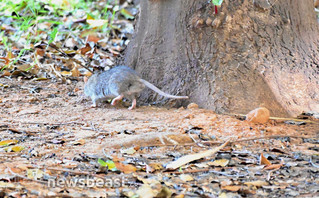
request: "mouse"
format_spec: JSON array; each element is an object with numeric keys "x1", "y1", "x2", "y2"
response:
[{"x1": 84, "y1": 65, "x2": 188, "y2": 110}]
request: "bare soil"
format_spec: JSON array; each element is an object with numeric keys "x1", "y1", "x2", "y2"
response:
[{"x1": 0, "y1": 77, "x2": 318, "y2": 197}]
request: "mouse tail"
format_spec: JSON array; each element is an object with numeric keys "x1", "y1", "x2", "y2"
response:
[{"x1": 139, "y1": 79, "x2": 188, "y2": 99}]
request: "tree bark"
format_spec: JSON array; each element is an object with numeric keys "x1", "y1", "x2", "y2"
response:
[{"x1": 124, "y1": 0, "x2": 319, "y2": 117}]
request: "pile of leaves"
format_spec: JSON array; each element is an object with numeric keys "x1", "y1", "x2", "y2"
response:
[{"x1": 0, "y1": 0, "x2": 138, "y2": 80}]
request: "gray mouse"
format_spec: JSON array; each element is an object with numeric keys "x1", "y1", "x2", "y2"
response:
[{"x1": 84, "y1": 65, "x2": 188, "y2": 109}]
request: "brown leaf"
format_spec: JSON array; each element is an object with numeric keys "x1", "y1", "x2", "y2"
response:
[
  {"x1": 87, "y1": 34, "x2": 100, "y2": 43},
  {"x1": 71, "y1": 67, "x2": 80, "y2": 77},
  {"x1": 263, "y1": 163, "x2": 283, "y2": 170},
  {"x1": 221, "y1": 185, "x2": 242, "y2": 192},
  {"x1": 260, "y1": 153, "x2": 271, "y2": 165},
  {"x1": 115, "y1": 162, "x2": 137, "y2": 174},
  {"x1": 80, "y1": 43, "x2": 92, "y2": 55},
  {"x1": 35, "y1": 48, "x2": 45, "y2": 56},
  {"x1": 209, "y1": 159, "x2": 229, "y2": 167},
  {"x1": 244, "y1": 180, "x2": 269, "y2": 187},
  {"x1": 0, "y1": 57, "x2": 9, "y2": 65}
]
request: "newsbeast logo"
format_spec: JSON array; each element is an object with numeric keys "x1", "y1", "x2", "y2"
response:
[{"x1": 48, "y1": 176, "x2": 128, "y2": 188}]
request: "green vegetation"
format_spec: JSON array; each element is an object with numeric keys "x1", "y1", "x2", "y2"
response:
[{"x1": 0, "y1": 0, "x2": 136, "y2": 76}]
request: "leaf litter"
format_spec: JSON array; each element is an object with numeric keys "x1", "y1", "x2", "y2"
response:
[{"x1": 0, "y1": 0, "x2": 319, "y2": 197}]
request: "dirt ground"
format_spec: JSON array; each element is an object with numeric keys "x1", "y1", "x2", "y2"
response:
[{"x1": 0, "y1": 77, "x2": 318, "y2": 197}]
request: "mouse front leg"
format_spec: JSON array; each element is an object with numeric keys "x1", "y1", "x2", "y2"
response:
[
  {"x1": 111, "y1": 94, "x2": 124, "y2": 106},
  {"x1": 128, "y1": 98, "x2": 137, "y2": 110},
  {"x1": 90, "y1": 96, "x2": 98, "y2": 108}
]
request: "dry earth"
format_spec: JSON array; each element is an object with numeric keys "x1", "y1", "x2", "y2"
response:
[{"x1": 0, "y1": 77, "x2": 318, "y2": 197}]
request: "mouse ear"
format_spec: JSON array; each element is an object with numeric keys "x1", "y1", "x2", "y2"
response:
[{"x1": 84, "y1": 76, "x2": 89, "y2": 83}]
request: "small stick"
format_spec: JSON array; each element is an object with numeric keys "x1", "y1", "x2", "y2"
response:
[{"x1": 165, "y1": 139, "x2": 230, "y2": 170}]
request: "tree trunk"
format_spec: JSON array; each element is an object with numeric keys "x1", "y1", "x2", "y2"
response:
[{"x1": 124, "y1": 0, "x2": 319, "y2": 117}]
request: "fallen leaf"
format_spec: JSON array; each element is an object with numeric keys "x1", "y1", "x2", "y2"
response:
[
  {"x1": 148, "y1": 163, "x2": 164, "y2": 171},
  {"x1": 98, "y1": 159, "x2": 117, "y2": 171},
  {"x1": 87, "y1": 34, "x2": 100, "y2": 43},
  {"x1": 120, "y1": 147, "x2": 137, "y2": 155},
  {"x1": 31, "y1": 77, "x2": 48, "y2": 81},
  {"x1": 115, "y1": 162, "x2": 137, "y2": 174},
  {"x1": 263, "y1": 163, "x2": 283, "y2": 170},
  {"x1": 120, "y1": 8, "x2": 134, "y2": 19},
  {"x1": 71, "y1": 67, "x2": 80, "y2": 77},
  {"x1": 260, "y1": 153, "x2": 271, "y2": 165},
  {"x1": 209, "y1": 159, "x2": 229, "y2": 167},
  {"x1": 179, "y1": 174, "x2": 194, "y2": 182},
  {"x1": 61, "y1": 71, "x2": 72, "y2": 76},
  {"x1": 80, "y1": 43, "x2": 92, "y2": 55},
  {"x1": 136, "y1": 184, "x2": 157, "y2": 198},
  {"x1": 27, "y1": 169, "x2": 44, "y2": 180},
  {"x1": 10, "y1": 146, "x2": 24, "y2": 152},
  {"x1": 244, "y1": 180, "x2": 268, "y2": 187},
  {"x1": 87, "y1": 19, "x2": 108, "y2": 28},
  {"x1": 221, "y1": 185, "x2": 242, "y2": 192},
  {"x1": 1, "y1": 70, "x2": 11, "y2": 76},
  {"x1": 0, "y1": 57, "x2": 10, "y2": 65},
  {"x1": 0, "y1": 140, "x2": 18, "y2": 147}
]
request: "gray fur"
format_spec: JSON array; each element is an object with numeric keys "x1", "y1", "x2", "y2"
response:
[{"x1": 84, "y1": 65, "x2": 188, "y2": 108}]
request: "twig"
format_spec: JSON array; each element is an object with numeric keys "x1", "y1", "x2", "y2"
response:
[{"x1": 165, "y1": 139, "x2": 230, "y2": 170}]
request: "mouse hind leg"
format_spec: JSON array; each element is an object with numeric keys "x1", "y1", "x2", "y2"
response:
[
  {"x1": 128, "y1": 98, "x2": 137, "y2": 110},
  {"x1": 111, "y1": 94, "x2": 124, "y2": 106}
]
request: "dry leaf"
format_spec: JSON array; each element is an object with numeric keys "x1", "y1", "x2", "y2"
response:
[
  {"x1": 10, "y1": 146, "x2": 24, "y2": 152},
  {"x1": 71, "y1": 67, "x2": 80, "y2": 77},
  {"x1": 80, "y1": 43, "x2": 92, "y2": 55},
  {"x1": 61, "y1": 71, "x2": 72, "y2": 76},
  {"x1": 87, "y1": 19, "x2": 108, "y2": 28},
  {"x1": 221, "y1": 185, "x2": 242, "y2": 192},
  {"x1": 244, "y1": 180, "x2": 268, "y2": 187},
  {"x1": 263, "y1": 163, "x2": 283, "y2": 170},
  {"x1": 136, "y1": 184, "x2": 157, "y2": 198},
  {"x1": 209, "y1": 159, "x2": 229, "y2": 167},
  {"x1": 260, "y1": 153, "x2": 271, "y2": 165},
  {"x1": 179, "y1": 174, "x2": 194, "y2": 182},
  {"x1": 115, "y1": 162, "x2": 137, "y2": 174},
  {"x1": 0, "y1": 57, "x2": 10, "y2": 65},
  {"x1": 0, "y1": 140, "x2": 18, "y2": 147},
  {"x1": 120, "y1": 147, "x2": 137, "y2": 155},
  {"x1": 27, "y1": 169, "x2": 44, "y2": 180}
]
